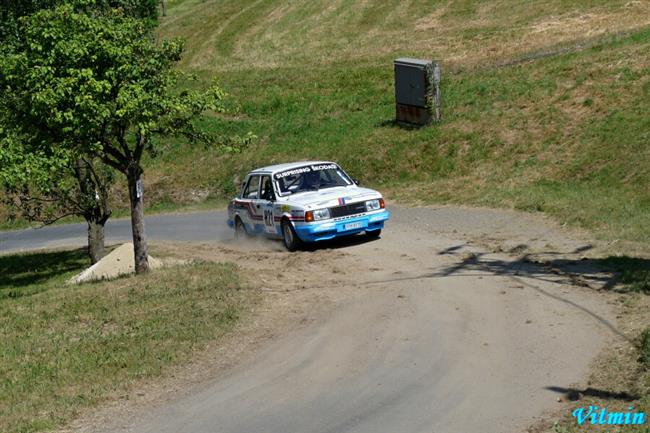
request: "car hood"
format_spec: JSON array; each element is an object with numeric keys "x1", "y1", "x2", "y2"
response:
[{"x1": 279, "y1": 186, "x2": 380, "y2": 209}]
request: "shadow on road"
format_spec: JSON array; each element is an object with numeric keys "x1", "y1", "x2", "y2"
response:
[
  {"x1": 545, "y1": 386, "x2": 640, "y2": 402},
  {"x1": 435, "y1": 245, "x2": 650, "y2": 295},
  {"x1": 300, "y1": 233, "x2": 382, "y2": 251},
  {"x1": 360, "y1": 244, "x2": 650, "y2": 341}
]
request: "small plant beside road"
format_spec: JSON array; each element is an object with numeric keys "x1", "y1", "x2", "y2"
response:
[{"x1": 639, "y1": 328, "x2": 650, "y2": 369}]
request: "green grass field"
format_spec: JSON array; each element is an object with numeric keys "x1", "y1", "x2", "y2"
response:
[
  {"x1": 0, "y1": 249, "x2": 252, "y2": 433},
  {"x1": 126, "y1": 0, "x2": 650, "y2": 248}
]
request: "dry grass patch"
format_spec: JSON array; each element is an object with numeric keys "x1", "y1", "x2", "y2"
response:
[{"x1": 160, "y1": 0, "x2": 650, "y2": 71}]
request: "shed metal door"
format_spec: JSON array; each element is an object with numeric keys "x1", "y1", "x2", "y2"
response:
[{"x1": 395, "y1": 64, "x2": 427, "y2": 107}]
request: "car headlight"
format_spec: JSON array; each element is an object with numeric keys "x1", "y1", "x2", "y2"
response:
[
  {"x1": 366, "y1": 199, "x2": 384, "y2": 211},
  {"x1": 311, "y1": 208, "x2": 330, "y2": 221}
]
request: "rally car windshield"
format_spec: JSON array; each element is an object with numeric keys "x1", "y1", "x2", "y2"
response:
[{"x1": 274, "y1": 164, "x2": 353, "y2": 195}]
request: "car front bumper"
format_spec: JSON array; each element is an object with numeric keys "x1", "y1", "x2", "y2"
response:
[{"x1": 294, "y1": 210, "x2": 390, "y2": 242}]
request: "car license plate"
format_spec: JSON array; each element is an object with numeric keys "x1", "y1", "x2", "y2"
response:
[{"x1": 344, "y1": 222, "x2": 363, "y2": 230}]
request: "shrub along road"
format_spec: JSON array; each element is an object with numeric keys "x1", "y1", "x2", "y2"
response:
[{"x1": 7, "y1": 205, "x2": 626, "y2": 433}]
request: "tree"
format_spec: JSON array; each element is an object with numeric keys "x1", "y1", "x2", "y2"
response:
[
  {"x1": 0, "y1": 3, "x2": 226, "y2": 273},
  {"x1": 0, "y1": 0, "x2": 159, "y2": 30},
  {"x1": 0, "y1": 0, "x2": 155, "y2": 265},
  {"x1": 0, "y1": 135, "x2": 113, "y2": 263}
]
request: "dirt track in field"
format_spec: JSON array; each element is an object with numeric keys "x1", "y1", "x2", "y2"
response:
[{"x1": 60, "y1": 205, "x2": 623, "y2": 433}]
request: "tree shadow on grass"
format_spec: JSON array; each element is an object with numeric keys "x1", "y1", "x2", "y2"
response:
[
  {"x1": 594, "y1": 256, "x2": 650, "y2": 294},
  {"x1": 0, "y1": 248, "x2": 88, "y2": 299}
]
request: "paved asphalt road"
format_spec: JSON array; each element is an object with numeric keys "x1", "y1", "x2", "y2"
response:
[{"x1": 0, "y1": 210, "x2": 231, "y2": 254}]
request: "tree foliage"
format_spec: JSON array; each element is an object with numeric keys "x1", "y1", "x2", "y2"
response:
[
  {"x1": 0, "y1": 135, "x2": 112, "y2": 225},
  {"x1": 1, "y1": 3, "x2": 225, "y2": 171},
  {"x1": 0, "y1": 0, "x2": 163, "y2": 264},
  {"x1": 0, "y1": 2, "x2": 227, "y2": 271},
  {"x1": 0, "y1": 0, "x2": 159, "y2": 35}
]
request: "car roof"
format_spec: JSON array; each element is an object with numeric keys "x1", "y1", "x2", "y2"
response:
[{"x1": 249, "y1": 161, "x2": 337, "y2": 175}]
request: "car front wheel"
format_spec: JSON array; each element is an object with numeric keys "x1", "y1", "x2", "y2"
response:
[
  {"x1": 366, "y1": 229, "x2": 381, "y2": 239},
  {"x1": 282, "y1": 220, "x2": 302, "y2": 251}
]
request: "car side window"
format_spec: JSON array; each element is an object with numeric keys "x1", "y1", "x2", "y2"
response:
[
  {"x1": 260, "y1": 175, "x2": 275, "y2": 201},
  {"x1": 243, "y1": 175, "x2": 261, "y2": 199}
]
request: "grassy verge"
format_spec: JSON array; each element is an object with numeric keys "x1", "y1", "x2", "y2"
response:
[
  {"x1": 0, "y1": 248, "x2": 253, "y2": 433},
  {"x1": 159, "y1": 0, "x2": 650, "y2": 72}
]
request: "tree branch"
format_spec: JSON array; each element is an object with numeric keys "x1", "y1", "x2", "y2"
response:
[
  {"x1": 37, "y1": 211, "x2": 80, "y2": 227},
  {"x1": 24, "y1": 191, "x2": 86, "y2": 214},
  {"x1": 81, "y1": 157, "x2": 102, "y2": 192},
  {"x1": 117, "y1": 122, "x2": 132, "y2": 158},
  {"x1": 100, "y1": 145, "x2": 127, "y2": 172},
  {"x1": 134, "y1": 130, "x2": 145, "y2": 163}
]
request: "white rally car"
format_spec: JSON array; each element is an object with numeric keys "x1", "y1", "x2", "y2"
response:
[{"x1": 227, "y1": 161, "x2": 390, "y2": 251}]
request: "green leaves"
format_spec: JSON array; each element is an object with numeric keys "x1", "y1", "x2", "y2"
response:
[
  {"x1": 0, "y1": 1, "x2": 237, "y2": 230},
  {"x1": 2, "y1": 3, "x2": 196, "y2": 167}
]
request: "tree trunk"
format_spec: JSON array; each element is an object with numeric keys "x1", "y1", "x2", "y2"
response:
[
  {"x1": 127, "y1": 166, "x2": 149, "y2": 274},
  {"x1": 87, "y1": 220, "x2": 106, "y2": 264}
]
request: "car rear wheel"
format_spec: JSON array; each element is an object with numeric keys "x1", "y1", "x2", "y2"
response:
[
  {"x1": 282, "y1": 220, "x2": 302, "y2": 251},
  {"x1": 366, "y1": 229, "x2": 381, "y2": 239},
  {"x1": 234, "y1": 218, "x2": 248, "y2": 240}
]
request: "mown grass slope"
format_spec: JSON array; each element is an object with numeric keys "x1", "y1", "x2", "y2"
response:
[
  {"x1": 160, "y1": 0, "x2": 648, "y2": 71},
  {"x1": 140, "y1": 0, "x2": 650, "y2": 247}
]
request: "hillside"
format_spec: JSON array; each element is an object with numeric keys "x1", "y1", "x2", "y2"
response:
[
  {"x1": 3, "y1": 1, "x2": 649, "y2": 248},
  {"x1": 140, "y1": 0, "x2": 650, "y2": 247},
  {"x1": 160, "y1": 0, "x2": 648, "y2": 71}
]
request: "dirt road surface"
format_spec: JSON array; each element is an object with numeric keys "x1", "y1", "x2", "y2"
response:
[{"x1": 58, "y1": 206, "x2": 619, "y2": 433}]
